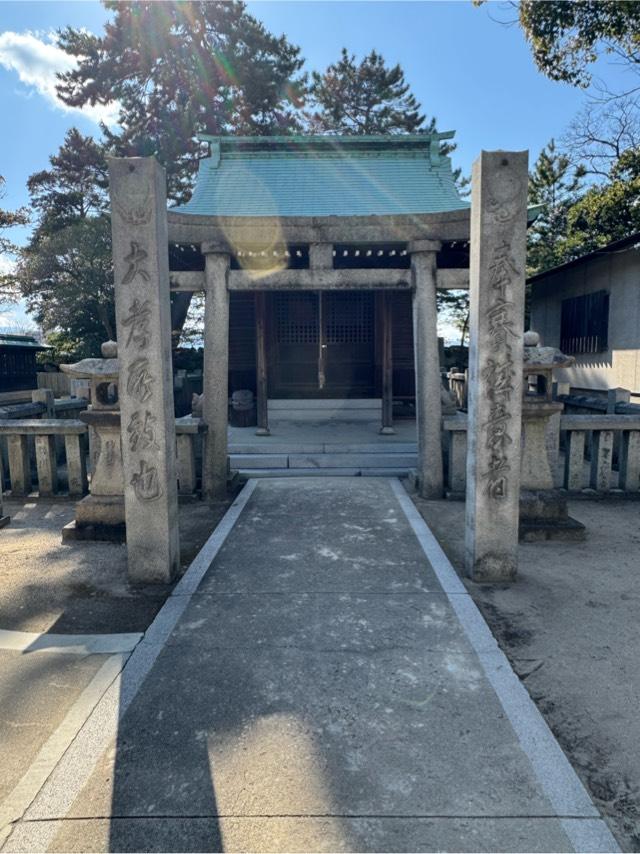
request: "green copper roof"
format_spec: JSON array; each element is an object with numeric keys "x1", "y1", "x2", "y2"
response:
[{"x1": 172, "y1": 133, "x2": 469, "y2": 219}]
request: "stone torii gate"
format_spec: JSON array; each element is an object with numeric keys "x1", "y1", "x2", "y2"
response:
[{"x1": 107, "y1": 143, "x2": 528, "y2": 585}]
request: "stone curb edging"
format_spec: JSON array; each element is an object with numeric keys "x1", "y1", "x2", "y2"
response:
[
  {"x1": 390, "y1": 478, "x2": 620, "y2": 854},
  {"x1": 0, "y1": 480, "x2": 258, "y2": 852},
  {"x1": 0, "y1": 630, "x2": 142, "y2": 656}
]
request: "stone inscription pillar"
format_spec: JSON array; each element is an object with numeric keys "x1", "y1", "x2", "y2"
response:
[
  {"x1": 465, "y1": 151, "x2": 528, "y2": 582},
  {"x1": 109, "y1": 157, "x2": 180, "y2": 583},
  {"x1": 202, "y1": 245, "x2": 231, "y2": 501},
  {"x1": 410, "y1": 241, "x2": 443, "y2": 499}
]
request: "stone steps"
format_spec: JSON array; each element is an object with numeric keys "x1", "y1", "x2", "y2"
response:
[
  {"x1": 238, "y1": 468, "x2": 411, "y2": 479},
  {"x1": 267, "y1": 398, "x2": 382, "y2": 422},
  {"x1": 229, "y1": 447, "x2": 417, "y2": 479}
]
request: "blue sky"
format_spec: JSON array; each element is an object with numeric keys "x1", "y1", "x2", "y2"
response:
[{"x1": 0, "y1": 0, "x2": 627, "y2": 330}]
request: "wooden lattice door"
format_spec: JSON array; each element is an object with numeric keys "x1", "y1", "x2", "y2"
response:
[{"x1": 268, "y1": 291, "x2": 375, "y2": 398}]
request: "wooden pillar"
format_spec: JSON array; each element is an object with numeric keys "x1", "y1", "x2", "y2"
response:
[
  {"x1": 202, "y1": 245, "x2": 231, "y2": 500},
  {"x1": 380, "y1": 291, "x2": 395, "y2": 435},
  {"x1": 410, "y1": 241, "x2": 443, "y2": 498},
  {"x1": 255, "y1": 291, "x2": 270, "y2": 436}
]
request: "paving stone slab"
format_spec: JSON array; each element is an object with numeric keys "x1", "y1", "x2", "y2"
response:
[
  {"x1": 229, "y1": 454, "x2": 289, "y2": 469},
  {"x1": 361, "y1": 468, "x2": 415, "y2": 477},
  {"x1": 63, "y1": 644, "x2": 556, "y2": 821},
  {"x1": 10, "y1": 816, "x2": 575, "y2": 853},
  {"x1": 228, "y1": 444, "x2": 323, "y2": 455},
  {"x1": 1, "y1": 478, "x2": 610, "y2": 854},
  {"x1": 323, "y1": 443, "x2": 418, "y2": 453},
  {"x1": 238, "y1": 468, "x2": 362, "y2": 480},
  {"x1": 197, "y1": 478, "x2": 441, "y2": 593},
  {"x1": 167, "y1": 592, "x2": 469, "y2": 653},
  {"x1": 288, "y1": 454, "x2": 417, "y2": 469}
]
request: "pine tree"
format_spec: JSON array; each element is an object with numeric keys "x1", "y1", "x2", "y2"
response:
[
  {"x1": 15, "y1": 131, "x2": 113, "y2": 355},
  {"x1": 27, "y1": 128, "x2": 108, "y2": 240},
  {"x1": 56, "y1": 1, "x2": 306, "y2": 201},
  {"x1": 564, "y1": 147, "x2": 640, "y2": 257},
  {"x1": 527, "y1": 139, "x2": 586, "y2": 274},
  {"x1": 0, "y1": 177, "x2": 29, "y2": 305},
  {"x1": 309, "y1": 48, "x2": 424, "y2": 135}
]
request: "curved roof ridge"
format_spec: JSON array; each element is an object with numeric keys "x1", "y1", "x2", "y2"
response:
[{"x1": 172, "y1": 132, "x2": 469, "y2": 219}]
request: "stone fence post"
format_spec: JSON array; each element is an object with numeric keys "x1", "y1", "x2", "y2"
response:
[
  {"x1": 465, "y1": 151, "x2": 528, "y2": 582},
  {"x1": 109, "y1": 156, "x2": 179, "y2": 583}
]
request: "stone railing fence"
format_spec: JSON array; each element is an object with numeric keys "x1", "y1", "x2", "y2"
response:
[
  {"x1": 175, "y1": 417, "x2": 208, "y2": 496},
  {"x1": 0, "y1": 395, "x2": 87, "y2": 421},
  {"x1": 0, "y1": 419, "x2": 88, "y2": 497},
  {"x1": 445, "y1": 369, "x2": 468, "y2": 411},
  {"x1": 0, "y1": 414, "x2": 207, "y2": 500},
  {"x1": 0, "y1": 392, "x2": 89, "y2": 487},
  {"x1": 444, "y1": 412, "x2": 640, "y2": 497}
]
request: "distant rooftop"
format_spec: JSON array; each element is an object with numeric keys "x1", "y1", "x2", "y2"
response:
[
  {"x1": 0, "y1": 333, "x2": 47, "y2": 350},
  {"x1": 527, "y1": 231, "x2": 640, "y2": 284},
  {"x1": 171, "y1": 133, "x2": 470, "y2": 219}
]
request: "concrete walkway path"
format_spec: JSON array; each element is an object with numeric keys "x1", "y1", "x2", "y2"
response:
[{"x1": 1, "y1": 479, "x2": 618, "y2": 853}]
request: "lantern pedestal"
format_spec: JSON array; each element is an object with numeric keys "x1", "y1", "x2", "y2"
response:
[
  {"x1": 519, "y1": 333, "x2": 586, "y2": 542},
  {"x1": 61, "y1": 343, "x2": 126, "y2": 543}
]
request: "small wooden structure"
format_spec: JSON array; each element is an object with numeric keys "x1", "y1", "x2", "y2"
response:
[
  {"x1": 0, "y1": 333, "x2": 48, "y2": 393},
  {"x1": 166, "y1": 133, "x2": 472, "y2": 499}
]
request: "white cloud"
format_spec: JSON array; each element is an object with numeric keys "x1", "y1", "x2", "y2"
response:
[{"x1": 0, "y1": 31, "x2": 119, "y2": 126}]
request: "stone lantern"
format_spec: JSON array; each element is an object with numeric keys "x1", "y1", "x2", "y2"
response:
[
  {"x1": 60, "y1": 341, "x2": 125, "y2": 541},
  {"x1": 519, "y1": 331, "x2": 585, "y2": 541}
]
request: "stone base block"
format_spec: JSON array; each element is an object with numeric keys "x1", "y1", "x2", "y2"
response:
[
  {"x1": 65, "y1": 494, "x2": 127, "y2": 542},
  {"x1": 62, "y1": 519, "x2": 126, "y2": 543},
  {"x1": 519, "y1": 517, "x2": 586, "y2": 542},
  {"x1": 0, "y1": 515, "x2": 10, "y2": 530},
  {"x1": 75, "y1": 494, "x2": 125, "y2": 526},
  {"x1": 520, "y1": 488, "x2": 568, "y2": 520},
  {"x1": 519, "y1": 488, "x2": 586, "y2": 542}
]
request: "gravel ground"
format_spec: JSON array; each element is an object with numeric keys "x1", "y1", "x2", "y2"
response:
[
  {"x1": 408, "y1": 487, "x2": 640, "y2": 852},
  {"x1": 0, "y1": 496, "x2": 234, "y2": 634}
]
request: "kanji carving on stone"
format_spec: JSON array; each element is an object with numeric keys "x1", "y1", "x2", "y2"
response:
[
  {"x1": 130, "y1": 460, "x2": 163, "y2": 502},
  {"x1": 483, "y1": 239, "x2": 518, "y2": 500},
  {"x1": 122, "y1": 298, "x2": 152, "y2": 349},
  {"x1": 127, "y1": 410, "x2": 159, "y2": 451},
  {"x1": 488, "y1": 242, "x2": 520, "y2": 299},
  {"x1": 122, "y1": 242, "x2": 150, "y2": 286},
  {"x1": 487, "y1": 300, "x2": 517, "y2": 348},
  {"x1": 126, "y1": 357, "x2": 154, "y2": 403}
]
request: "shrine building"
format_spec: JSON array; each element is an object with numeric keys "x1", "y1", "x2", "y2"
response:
[{"x1": 166, "y1": 132, "x2": 474, "y2": 497}]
